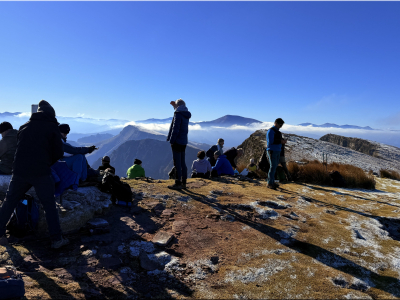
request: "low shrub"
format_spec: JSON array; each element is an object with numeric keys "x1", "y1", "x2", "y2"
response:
[
  {"x1": 380, "y1": 169, "x2": 400, "y2": 181},
  {"x1": 288, "y1": 161, "x2": 376, "y2": 190}
]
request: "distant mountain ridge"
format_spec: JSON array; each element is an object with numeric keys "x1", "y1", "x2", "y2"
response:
[
  {"x1": 136, "y1": 115, "x2": 262, "y2": 127},
  {"x1": 87, "y1": 125, "x2": 211, "y2": 165},
  {"x1": 299, "y1": 123, "x2": 374, "y2": 130}
]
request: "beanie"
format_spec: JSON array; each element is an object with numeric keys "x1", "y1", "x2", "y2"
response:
[
  {"x1": 59, "y1": 124, "x2": 70, "y2": 134},
  {"x1": 134, "y1": 159, "x2": 142, "y2": 165},
  {"x1": 102, "y1": 156, "x2": 111, "y2": 163},
  {"x1": 0, "y1": 122, "x2": 13, "y2": 134},
  {"x1": 37, "y1": 100, "x2": 56, "y2": 118}
]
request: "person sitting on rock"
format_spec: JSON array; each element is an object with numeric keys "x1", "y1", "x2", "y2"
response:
[
  {"x1": 211, "y1": 151, "x2": 234, "y2": 177},
  {"x1": 97, "y1": 156, "x2": 115, "y2": 175},
  {"x1": 246, "y1": 158, "x2": 259, "y2": 178},
  {"x1": 127, "y1": 159, "x2": 145, "y2": 179},
  {"x1": 223, "y1": 147, "x2": 243, "y2": 171},
  {"x1": 191, "y1": 150, "x2": 212, "y2": 179},
  {"x1": 59, "y1": 124, "x2": 96, "y2": 182},
  {"x1": 0, "y1": 122, "x2": 18, "y2": 175},
  {"x1": 0, "y1": 100, "x2": 69, "y2": 249},
  {"x1": 206, "y1": 138, "x2": 224, "y2": 166}
]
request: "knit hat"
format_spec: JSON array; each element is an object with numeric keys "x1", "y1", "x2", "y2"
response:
[
  {"x1": 37, "y1": 100, "x2": 56, "y2": 118},
  {"x1": 134, "y1": 159, "x2": 142, "y2": 165},
  {"x1": 214, "y1": 151, "x2": 221, "y2": 157},
  {"x1": 0, "y1": 122, "x2": 13, "y2": 134},
  {"x1": 59, "y1": 124, "x2": 70, "y2": 134},
  {"x1": 102, "y1": 156, "x2": 110, "y2": 163}
]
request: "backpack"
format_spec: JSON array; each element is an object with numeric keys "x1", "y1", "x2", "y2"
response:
[
  {"x1": 101, "y1": 173, "x2": 133, "y2": 205},
  {"x1": 330, "y1": 171, "x2": 346, "y2": 187},
  {"x1": 0, "y1": 266, "x2": 25, "y2": 299},
  {"x1": 258, "y1": 149, "x2": 270, "y2": 173},
  {"x1": 168, "y1": 166, "x2": 176, "y2": 180},
  {"x1": 7, "y1": 194, "x2": 40, "y2": 238}
]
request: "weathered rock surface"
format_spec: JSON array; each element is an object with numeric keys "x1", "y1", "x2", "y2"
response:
[{"x1": 152, "y1": 231, "x2": 174, "y2": 246}]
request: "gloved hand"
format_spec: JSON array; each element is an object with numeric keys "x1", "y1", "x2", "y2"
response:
[{"x1": 88, "y1": 145, "x2": 97, "y2": 153}]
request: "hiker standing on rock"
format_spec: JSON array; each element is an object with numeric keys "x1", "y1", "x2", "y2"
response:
[
  {"x1": 167, "y1": 99, "x2": 191, "y2": 190},
  {"x1": 266, "y1": 118, "x2": 286, "y2": 189},
  {"x1": 0, "y1": 122, "x2": 18, "y2": 175},
  {"x1": 0, "y1": 100, "x2": 69, "y2": 249}
]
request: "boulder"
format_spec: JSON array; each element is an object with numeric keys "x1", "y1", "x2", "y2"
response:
[
  {"x1": 152, "y1": 231, "x2": 174, "y2": 246},
  {"x1": 37, "y1": 187, "x2": 112, "y2": 236}
]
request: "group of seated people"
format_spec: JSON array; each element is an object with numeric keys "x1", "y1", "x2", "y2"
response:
[
  {"x1": 190, "y1": 138, "x2": 245, "y2": 179},
  {"x1": 0, "y1": 119, "x2": 147, "y2": 182}
]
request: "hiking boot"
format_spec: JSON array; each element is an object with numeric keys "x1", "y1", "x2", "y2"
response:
[
  {"x1": 51, "y1": 237, "x2": 70, "y2": 249},
  {"x1": 267, "y1": 184, "x2": 276, "y2": 190},
  {"x1": 0, "y1": 235, "x2": 8, "y2": 246},
  {"x1": 168, "y1": 181, "x2": 183, "y2": 190},
  {"x1": 182, "y1": 180, "x2": 187, "y2": 189}
]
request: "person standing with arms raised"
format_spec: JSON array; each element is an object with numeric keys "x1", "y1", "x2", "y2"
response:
[
  {"x1": 167, "y1": 99, "x2": 192, "y2": 190},
  {"x1": 266, "y1": 118, "x2": 287, "y2": 190}
]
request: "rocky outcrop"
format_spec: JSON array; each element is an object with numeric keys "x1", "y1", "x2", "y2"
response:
[
  {"x1": 237, "y1": 130, "x2": 400, "y2": 173},
  {"x1": 320, "y1": 134, "x2": 380, "y2": 157}
]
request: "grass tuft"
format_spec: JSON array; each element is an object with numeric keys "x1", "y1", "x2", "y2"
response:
[
  {"x1": 380, "y1": 169, "x2": 400, "y2": 181},
  {"x1": 288, "y1": 160, "x2": 376, "y2": 189}
]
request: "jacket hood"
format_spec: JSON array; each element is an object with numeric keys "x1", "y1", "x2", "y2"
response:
[
  {"x1": 175, "y1": 106, "x2": 191, "y2": 119},
  {"x1": 30, "y1": 112, "x2": 59, "y2": 124},
  {"x1": 37, "y1": 100, "x2": 56, "y2": 118},
  {"x1": 218, "y1": 155, "x2": 227, "y2": 159}
]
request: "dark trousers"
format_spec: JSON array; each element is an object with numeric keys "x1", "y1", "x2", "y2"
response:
[
  {"x1": 171, "y1": 144, "x2": 187, "y2": 183},
  {"x1": 0, "y1": 175, "x2": 62, "y2": 241}
]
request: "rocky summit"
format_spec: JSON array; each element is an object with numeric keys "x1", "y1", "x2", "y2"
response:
[{"x1": 1, "y1": 175, "x2": 400, "y2": 299}]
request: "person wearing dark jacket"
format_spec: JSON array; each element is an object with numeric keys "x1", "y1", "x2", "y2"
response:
[
  {"x1": 0, "y1": 100, "x2": 69, "y2": 249},
  {"x1": 206, "y1": 138, "x2": 224, "y2": 166},
  {"x1": 167, "y1": 99, "x2": 191, "y2": 190},
  {"x1": 0, "y1": 122, "x2": 18, "y2": 175},
  {"x1": 223, "y1": 147, "x2": 243, "y2": 170},
  {"x1": 97, "y1": 156, "x2": 116, "y2": 175},
  {"x1": 59, "y1": 124, "x2": 96, "y2": 181},
  {"x1": 211, "y1": 151, "x2": 234, "y2": 177},
  {"x1": 266, "y1": 118, "x2": 286, "y2": 189}
]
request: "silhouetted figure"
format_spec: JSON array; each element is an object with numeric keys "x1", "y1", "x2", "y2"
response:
[
  {"x1": 0, "y1": 100, "x2": 69, "y2": 249},
  {"x1": 167, "y1": 99, "x2": 191, "y2": 190}
]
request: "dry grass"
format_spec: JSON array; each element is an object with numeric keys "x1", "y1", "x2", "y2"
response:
[
  {"x1": 288, "y1": 160, "x2": 376, "y2": 189},
  {"x1": 380, "y1": 169, "x2": 400, "y2": 181}
]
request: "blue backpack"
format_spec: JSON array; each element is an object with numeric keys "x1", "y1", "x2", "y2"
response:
[
  {"x1": 7, "y1": 194, "x2": 40, "y2": 238},
  {"x1": 0, "y1": 266, "x2": 25, "y2": 299}
]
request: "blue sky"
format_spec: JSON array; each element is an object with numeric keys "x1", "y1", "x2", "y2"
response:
[{"x1": 0, "y1": 1, "x2": 399, "y2": 129}]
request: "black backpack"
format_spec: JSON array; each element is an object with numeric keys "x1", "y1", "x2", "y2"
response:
[
  {"x1": 330, "y1": 171, "x2": 346, "y2": 187},
  {"x1": 101, "y1": 173, "x2": 133, "y2": 204},
  {"x1": 258, "y1": 149, "x2": 271, "y2": 173},
  {"x1": 7, "y1": 194, "x2": 40, "y2": 238}
]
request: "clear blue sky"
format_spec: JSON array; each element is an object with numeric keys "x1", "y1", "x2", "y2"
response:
[{"x1": 0, "y1": 2, "x2": 399, "y2": 128}]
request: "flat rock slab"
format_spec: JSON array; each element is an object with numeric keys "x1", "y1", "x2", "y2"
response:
[
  {"x1": 152, "y1": 231, "x2": 174, "y2": 246},
  {"x1": 172, "y1": 220, "x2": 187, "y2": 232}
]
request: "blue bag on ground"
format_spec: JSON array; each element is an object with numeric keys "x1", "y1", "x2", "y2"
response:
[
  {"x1": 6, "y1": 194, "x2": 40, "y2": 238},
  {"x1": 0, "y1": 266, "x2": 25, "y2": 299}
]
